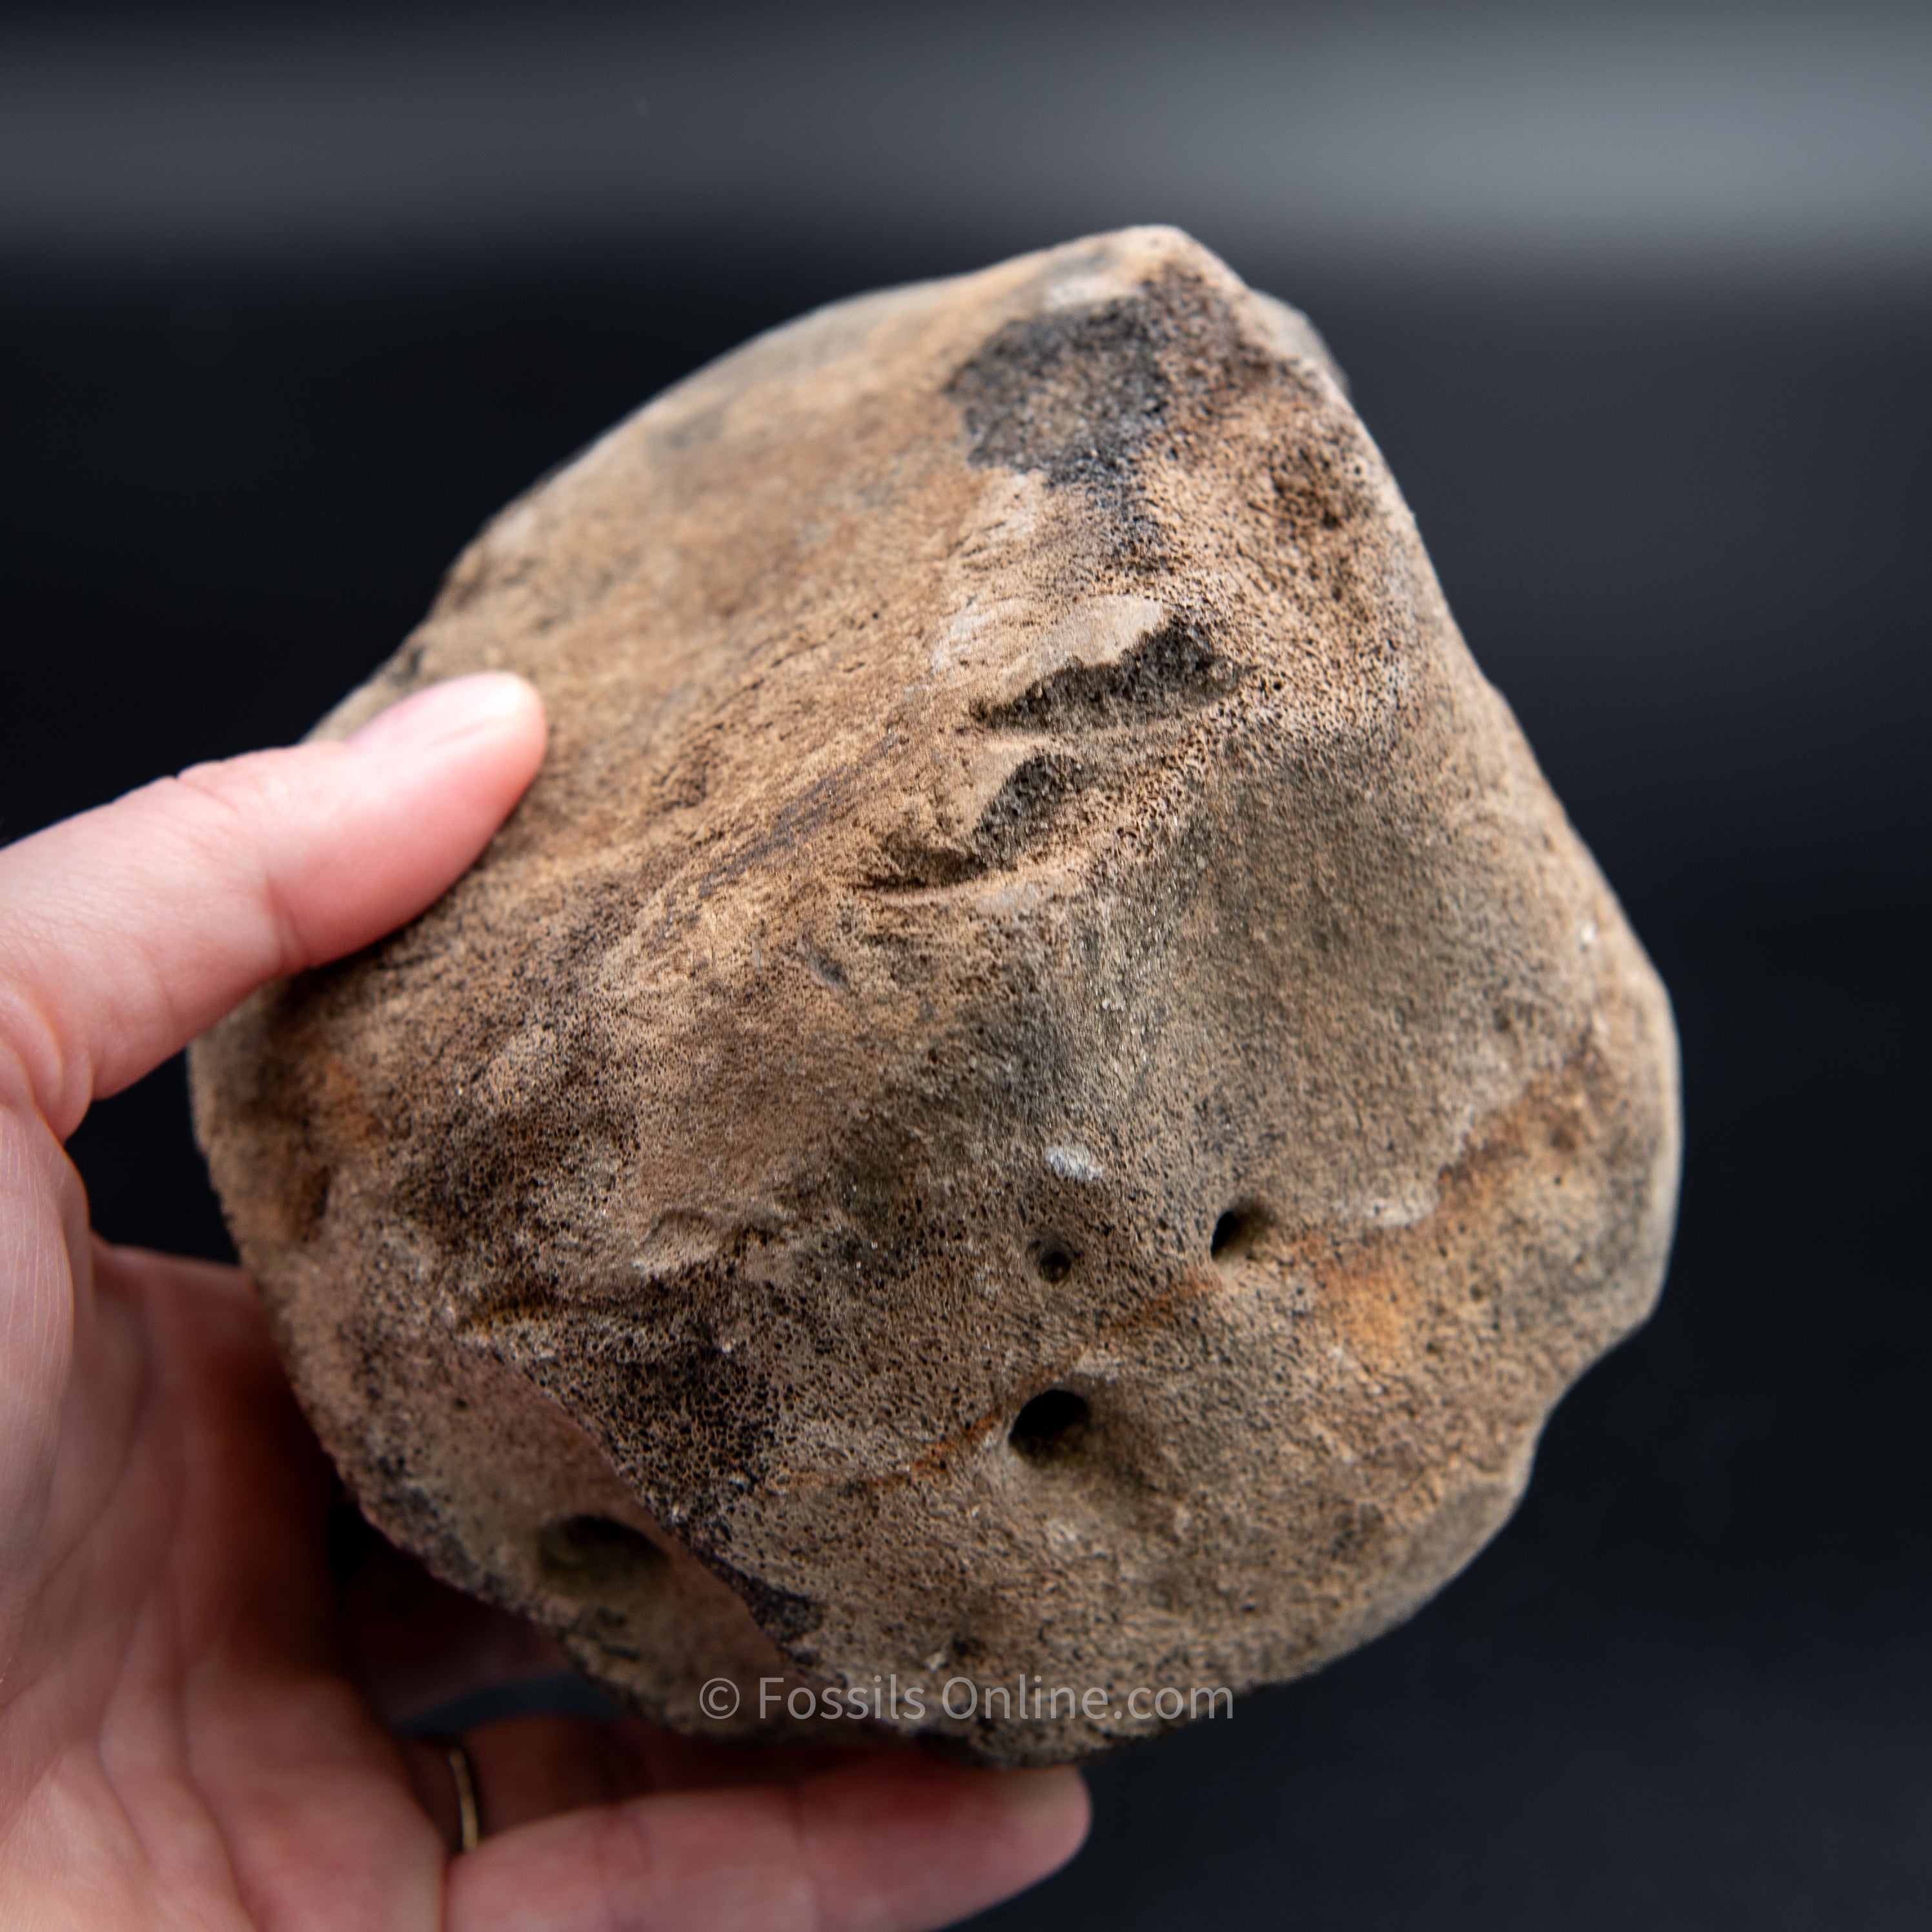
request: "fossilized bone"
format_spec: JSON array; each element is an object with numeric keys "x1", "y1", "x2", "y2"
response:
[{"x1": 192, "y1": 228, "x2": 1680, "y2": 1767}]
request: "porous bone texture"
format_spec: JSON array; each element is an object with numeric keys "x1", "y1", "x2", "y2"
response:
[{"x1": 190, "y1": 228, "x2": 1680, "y2": 1767}]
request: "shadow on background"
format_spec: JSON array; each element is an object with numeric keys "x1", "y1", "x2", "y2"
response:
[{"x1": 4, "y1": 5, "x2": 1928, "y2": 1925}]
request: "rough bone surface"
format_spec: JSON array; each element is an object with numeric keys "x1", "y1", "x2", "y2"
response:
[{"x1": 190, "y1": 228, "x2": 1681, "y2": 1767}]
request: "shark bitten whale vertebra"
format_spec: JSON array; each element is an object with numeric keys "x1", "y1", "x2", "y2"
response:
[{"x1": 191, "y1": 227, "x2": 1681, "y2": 1766}]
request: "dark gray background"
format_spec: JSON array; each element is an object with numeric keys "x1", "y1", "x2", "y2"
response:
[{"x1": 5, "y1": 4, "x2": 1927, "y2": 1926}]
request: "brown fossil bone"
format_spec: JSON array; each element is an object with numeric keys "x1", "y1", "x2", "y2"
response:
[{"x1": 190, "y1": 227, "x2": 1680, "y2": 1767}]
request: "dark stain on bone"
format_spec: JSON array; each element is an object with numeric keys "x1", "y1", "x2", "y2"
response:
[{"x1": 946, "y1": 265, "x2": 1275, "y2": 536}]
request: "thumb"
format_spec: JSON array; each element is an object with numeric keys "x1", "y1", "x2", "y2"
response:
[{"x1": 0, "y1": 673, "x2": 545, "y2": 1139}]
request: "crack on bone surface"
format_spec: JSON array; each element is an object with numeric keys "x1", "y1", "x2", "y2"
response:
[
  {"x1": 972, "y1": 751, "x2": 1086, "y2": 867},
  {"x1": 978, "y1": 615, "x2": 1235, "y2": 733},
  {"x1": 538, "y1": 1513, "x2": 671, "y2": 1596},
  {"x1": 702, "y1": 1558, "x2": 824, "y2": 1649}
]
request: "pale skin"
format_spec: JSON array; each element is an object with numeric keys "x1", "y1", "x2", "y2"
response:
[{"x1": 0, "y1": 673, "x2": 1090, "y2": 1929}]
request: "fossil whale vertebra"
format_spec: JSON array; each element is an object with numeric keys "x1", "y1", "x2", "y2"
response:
[{"x1": 191, "y1": 227, "x2": 1680, "y2": 1766}]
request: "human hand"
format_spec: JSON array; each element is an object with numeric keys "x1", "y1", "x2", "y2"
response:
[{"x1": 0, "y1": 673, "x2": 1088, "y2": 1928}]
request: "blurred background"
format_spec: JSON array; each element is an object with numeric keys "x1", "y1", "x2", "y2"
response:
[{"x1": 5, "y1": 3, "x2": 1927, "y2": 1924}]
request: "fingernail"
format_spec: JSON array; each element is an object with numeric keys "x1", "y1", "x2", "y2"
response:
[{"x1": 348, "y1": 673, "x2": 536, "y2": 753}]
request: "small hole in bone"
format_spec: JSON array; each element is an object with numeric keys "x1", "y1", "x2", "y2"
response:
[
  {"x1": 1010, "y1": 1388, "x2": 1090, "y2": 1461},
  {"x1": 1035, "y1": 1241, "x2": 1075, "y2": 1284},
  {"x1": 1211, "y1": 1208, "x2": 1265, "y2": 1261},
  {"x1": 538, "y1": 1514, "x2": 670, "y2": 1592}
]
